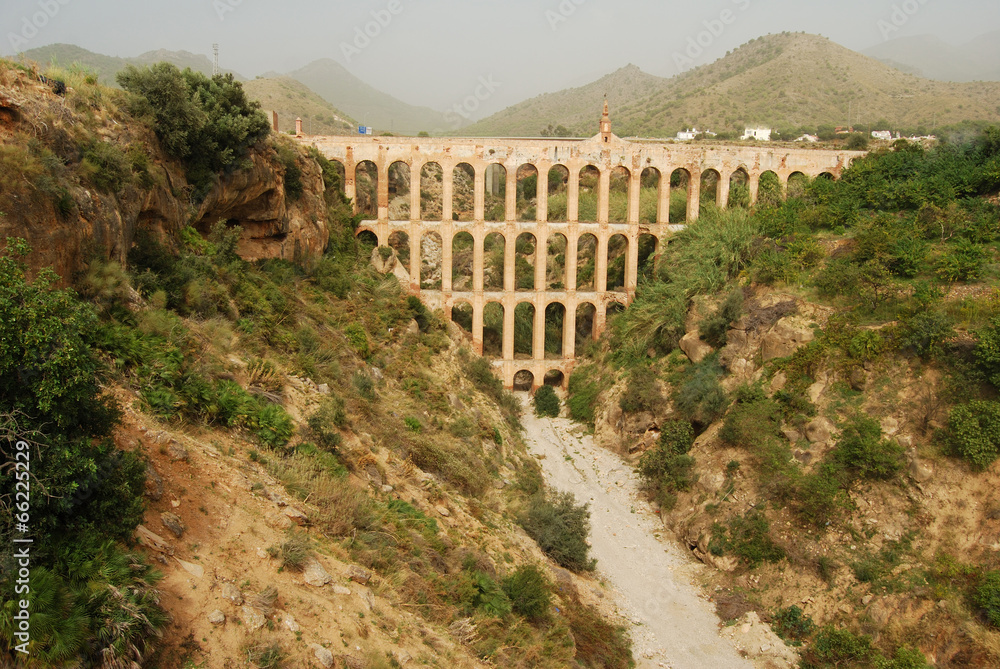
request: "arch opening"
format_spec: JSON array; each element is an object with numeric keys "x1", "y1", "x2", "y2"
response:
[
  {"x1": 576, "y1": 233, "x2": 598, "y2": 291},
  {"x1": 787, "y1": 172, "x2": 809, "y2": 200},
  {"x1": 513, "y1": 370, "x2": 534, "y2": 392},
  {"x1": 451, "y1": 300, "x2": 473, "y2": 336},
  {"x1": 420, "y1": 231, "x2": 443, "y2": 290},
  {"x1": 729, "y1": 168, "x2": 750, "y2": 209},
  {"x1": 483, "y1": 302, "x2": 504, "y2": 358},
  {"x1": 547, "y1": 165, "x2": 570, "y2": 221},
  {"x1": 484, "y1": 232, "x2": 505, "y2": 291},
  {"x1": 514, "y1": 302, "x2": 535, "y2": 358},
  {"x1": 607, "y1": 234, "x2": 628, "y2": 292},
  {"x1": 516, "y1": 164, "x2": 539, "y2": 221},
  {"x1": 420, "y1": 162, "x2": 443, "y2": 221},
  {"x1": 545, "y1": 302, "x2": 566, "y2": 358},
  {"x1": 669, "y1": 168, "x2": 690, "y2": 223},
  {"x1": 515, "y1": 233, "x2": 537, "y2": 291},
  {"x1": 609, "y1": 166, "x2": 631, "y2": 223},
  {"x1": 485, "y1": 163, "x2": 506, "y2": 222},
  {"x1": 640, "y1": 167, "x2": 661, "y2": 224},
  {"x1": 638, "y1": 233, "x2": 658, "y2": 283},
  {"x1": 758, "y1": 171, "x2": 783, "y2": 208},
  {"x1": 357, "y1": 230, "x2": 378, "y2": 249},
  {"x1": 388, "y1": 161, "x2": 410, "y2": 221},
  {"x1": 355, "y1": 160, "x2": 378, "y2": 219},
  {"x1": 546, "y1": 233, "x2": 568, "y2": 291},
  {"x1": 575, "y1": 302, "x2": 596, "y2": 353},
  {"x1": 543, "y1": 370, "x2": 565, "y2": 388},
  {"x1": 700, "y1": 168, "x2": 721, "y2": 211},
  {"x1": 578, "y1": 165, "x2": 600, "y2": 222},
  {"x1": 452, "y1": 231, "x2": 475, "y2": 292},
  {"x1": 452, "y1": 163, "x2": 475, "y2": 222},
  {"x1": 388, "y1": 231, "x2": 410, "y2": 268}
]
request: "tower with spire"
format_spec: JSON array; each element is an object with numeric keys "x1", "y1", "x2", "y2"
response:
[{"x1": 600, "y1": 96, "x2": 612, "y2": 143}]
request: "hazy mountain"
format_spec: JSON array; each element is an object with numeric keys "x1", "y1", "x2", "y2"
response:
[
  {"x1": 865, "y1": 31, "x2": 1000, "y2": 82},
  {"x1": 286, "y1": 58, "x2": 451, "y2": 135},
  {"x1": 19, "y1": 43, "x2": 243, "y2": 86},
  {"x1": 463, "y1": 33, "x2": 1000, "y2": 138},
  {"x1": 243, "y1": 76, "x2": 357, "y2": 136}
]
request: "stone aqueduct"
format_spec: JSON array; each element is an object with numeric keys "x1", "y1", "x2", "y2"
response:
[{"x1": 299, "y1": 108, "x2": 863, "y2": 389}]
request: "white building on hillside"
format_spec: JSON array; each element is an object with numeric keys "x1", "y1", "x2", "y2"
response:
[
  {"x1": 871, "y1": 130, "x2": 893, "y2": 141},
  {"x1": 676, "y1": 128, "x2": 699, "y2": 140},
  {"x1": 795, "y1": 134, "x2": 819, "y2": 143},
  {"x1": 742, "y1": 127, "x2": 772, "y2": 141}
]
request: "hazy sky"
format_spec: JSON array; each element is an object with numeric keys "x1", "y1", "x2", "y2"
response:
[{"x1": 4, "y1": 0, "x2": 1000, "y2": 117}]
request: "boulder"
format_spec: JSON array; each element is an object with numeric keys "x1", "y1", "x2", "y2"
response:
[
  {"x1": 221, "y1": 582, "x2": 244, "y2": 605},
  {"x1": 311, "y1": 645, "x2": 335, "y2": 668},
  {"x1": 160, "y1": 512, "x2": 186, "y2": 538},
  {"x1": 348, "y1": 565, "x2": 372, "y2": 585},
  {"x1": 241, "y1": 605, "x2": 266, "y2": 632},
  {"x1": 207, "y1": 610, "x2": 226, "y2": 625},
  {"x1": 805, "y1": 417, "x2": 836, "y2": 444},
  {"x1": 144, "y1": 464, "x2": 164, "y2": 501},
  {"x1": 761, "y1": 318, "x2": 815, "y2": 362},
  {"x1": 680, "y1": 331, "x2": 714, "y2": 364},
  {"x1": 909, "y1": 458, "x2": 934, "y2": 483},
  {"x1": 304, "y1": 559, "x2": 332, "y2": 587}
]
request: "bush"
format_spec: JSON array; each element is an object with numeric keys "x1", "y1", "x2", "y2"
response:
[
  {"x1": 567, "y1": 364, "x2": 607, "y2": 426},
  {"x1": 772, "y1": 605, "x2": 815, "y2": 646},
  {"x1": 946, "y1": 400, "x2": 1000, "y2": 469},
  {"x1": 701, "y1": 289, "x2": 744, "y2": 347},
  {"x1": 709, "y1": 511, "x2": 785, "y2": 568},
  {"x1": 503, "y1": 565, "x2": 552, "y2": 621},
  {"x1": 936, "y1": 238, "x2": 988, "y2": 282},
  {"x1": 519, "y1": 491, "x2": 595, "y2": 572},
  {"x1": 80, "y1": 140, "x2": 134, "y2": 192},
  {"x1": 533, "y1": 384, "x2": 561, "y2": 417},
  {"x1": 673, "y1": 357, "x2": 728, "y2": 425},
  {"x1": 618, "y1": 365, "x2": 663, "y2": 414},
  {"x1": 307, "y1": 396, "x2": 347, "y2": 451},
  {"x1": 974, "y1": 317, "x2": 1000, "y2": 389},
  {"x1": 832, "y1": 415, "x2": 904, "y2": 481},
  {"x1": 974, "y1": 570, "x2": 1000, "y2": 627},
  {"x1": 637, "y1": 421, "x2": 696, "y2": 510}
]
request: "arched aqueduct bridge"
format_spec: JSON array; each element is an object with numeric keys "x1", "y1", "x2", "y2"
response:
[{"x1": 300, "y1": 118, "x2": 863, "y2": 390}]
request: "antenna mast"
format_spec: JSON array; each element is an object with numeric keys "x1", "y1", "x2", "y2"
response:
[{"x1": 213, "y1": 43, "x2": 219, "y2": 76}]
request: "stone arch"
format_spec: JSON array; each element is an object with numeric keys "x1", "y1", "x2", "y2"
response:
[
  {"x1": 515, "y1": 232, "x2": 536, "y2": 291},
  {"x1": 355, "y1": 160, "x2": 378, "y2": 218},
  {"x1": 356, "y1": 229, "x2": 378, "y2": 248},
  {"x1": 516, "y1": 164, "x2": 539, "y2": 221},
  {"x1": 485, "y1": 163, "x2": 506, "y2": 222},
  {"x1": 578, "y1": 165, "x2": 600, "y2": 222},
  {"x1": 758, "y1": 170, "x2": 783, "y2": 207},
  {"x1": 576, "y1": 233, "x2": 598, "y2": 291},
  {"x1": 419, "y1": 162, "x2": 444, "y2": 221},
  {"x1": 420, "y1": 231, "x2": 443, "y2": 290},
  {"x1": 451, "y1": 299, "x2": 473, "y2": 336},
  {"x1": 388, "y1": 230, "x2": 410, "y2": 268},
  {"x1": 546, "y1": 232, "x2": 568, "y2": 290},
  {"x1": 547, "y1": 165, "x2": 570, "y2": 221},
  {"x1": 513, "y1": 370, "x2": 534, "y2": 392},
  {"x1": 787, "y1": 171, "x2": 809, "y2": 199},
  {"x1": 514, "y1": 302, "x2": 535, "y2": 358},
  {"x1": 729, "y1": 167, "x2": 751, "y2": 209},
  {"x1": 669, "y1": 168, "x2": 690, "y2": 222},
  {"x1": 452, "y1": 163, "x2": 475, "y2": 222},
  {"x1": 818, "y1": 171, "x2": 836, "y2": 180},
  {"x1": 387, "y1": 161, "x2": 410, "y2": 221},
  {"x1": 484, "y1": 232, "x2": 505, "y2": 291},
  {"x1": 607, "y1": 234, "x2": 628, "y2": 292},
  {"x1": 545, "y1": 302, "x2": 566, "y2": 358},
  {"x1": 543, "y1": 370, "x2": 565, "y2": 388},
  {"x1": 700, "y1": 168, "x2": 721, "y2": 209},
  {"x1": 637, "y1": 233, "x2": 658, "y2": 282},
  {"x1": 609, "y1": 166, "x2": 631, "y2": 223},
  {"x1": 639, "y1": 167, "x2": 661, "y2": 224},
  {"x1": 575, "y1": 302, "x2": 597, "y2": 352},
  {"x1": 483, "y1": 301, "x2": 504, "y2": 357},
  {"x1": 451, "y1": 231, "x2": 475, "y2": 292}
]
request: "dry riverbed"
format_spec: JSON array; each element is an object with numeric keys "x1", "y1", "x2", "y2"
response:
[{"x1": 521, "y1": 399, "x2": 788, "y2": 669}]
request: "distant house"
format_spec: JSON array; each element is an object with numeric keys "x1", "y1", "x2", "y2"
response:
[
  {"x1": 742, "y1": 127, "x2": 772, "y2": 141},
  {"x1": 676, "y1": 128, "x2": 699, "y2": 140},
  {"x1": 871, "y1": 130, "x2": 893, "y2": 141},
  {"x1": 795, "y1": 134, "x2": 819, "y2": 143}
]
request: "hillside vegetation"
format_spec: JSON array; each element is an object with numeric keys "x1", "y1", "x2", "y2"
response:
[
  {"x1": 243, "y1": 75, "x2": 357, "y2": 136},
  {"x1": 568, "y1": 126, "x2": 1000, "y2": 667},
  {"x1": 463, "y1": 32, "x2": 1000, "y2": 139},
  {"x1": 0, "y1": 59, "x2": 632, "y2": 668}
]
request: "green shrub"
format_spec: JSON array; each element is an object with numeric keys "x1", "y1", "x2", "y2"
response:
[
  {"x1": 709, "y1": 511, "x2": 785, "y2": 568},
  {"x1": 832, "y1": 415, "x2": 904, "y2": 481},
  {"x1": 307, "y1": 396, "x2": 347, "y2": 451},
  {"x1": 250, "y1": 401, "x2": 295, "y2": 448},
  {"x1": 619, "y1": 365, "x2": 663, "y2": 414},
  {"x1": 276, "y1": 141, "x2": 303, "y2": 201},
  {"x1": 772, "y1": 605, "x2": 815, "y2": 646},
  {"x1": 344, "y1": 322, "x2": 370, "y2": 358},
  {"x1": 637, "y1": 421, "x2": 696, "y2": 510},
  {"x1": 936, "y1": 238, "x2": 988, "y2": 282},
  {"x1": 974, "y1": 318, "x2": 1000, "y2": 389},
  {"x1": 404, "y1": 416, "x2": 423, "y2": 432},
  {"x1": 701, "y1": 289, "x2": 744, "y2": 348},
  {"x1": 899, "y1": 310, "x2": 954, "y2": 360},
  {"x1": 459, "y1": 571, "x2": 512, "y2": 618},
  {"x1": 503, "y1": 565, "x2": 552, "y2": 622},
  {"x1": 946, "y1": 400, "x2": 1000, "y2": 470},
  {"x1": 519, "y1": 491, "x2": 595, "y2": 572},
  {"x1": 974, "y1": 570, "x2": 1000, "y2": 627},
  {"x1": 673, "y1": 357, "x2": 728, "y2": 425},
  {"x1": 805, "y1": 626, "x2": 875, "y2": 666},
  {"x1": 567, "y1": 364, "x2": 607, "y2": 426},
  {"x1": 80, "y1": 140, "x2": 134, "y2": 192},
  {"x1": 533, "y1": 384, "x2": 561, "y2": 417}
]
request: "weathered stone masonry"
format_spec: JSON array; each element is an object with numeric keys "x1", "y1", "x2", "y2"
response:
[{"x1": 299, "y1": 109, "x2": 862, "y2": 389}]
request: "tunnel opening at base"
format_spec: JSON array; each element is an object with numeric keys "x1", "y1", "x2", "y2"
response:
[
  {"x1": 513, "y1": 370, "x2": 535, "y2": 392},
  {"x1": 543, "y1": 370, "x2": 565, "y2": 387}
]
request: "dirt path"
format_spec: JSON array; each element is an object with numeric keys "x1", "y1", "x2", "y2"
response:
[{"x1": 521, "y1": 403, "x2": 754, "y2": 669}]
